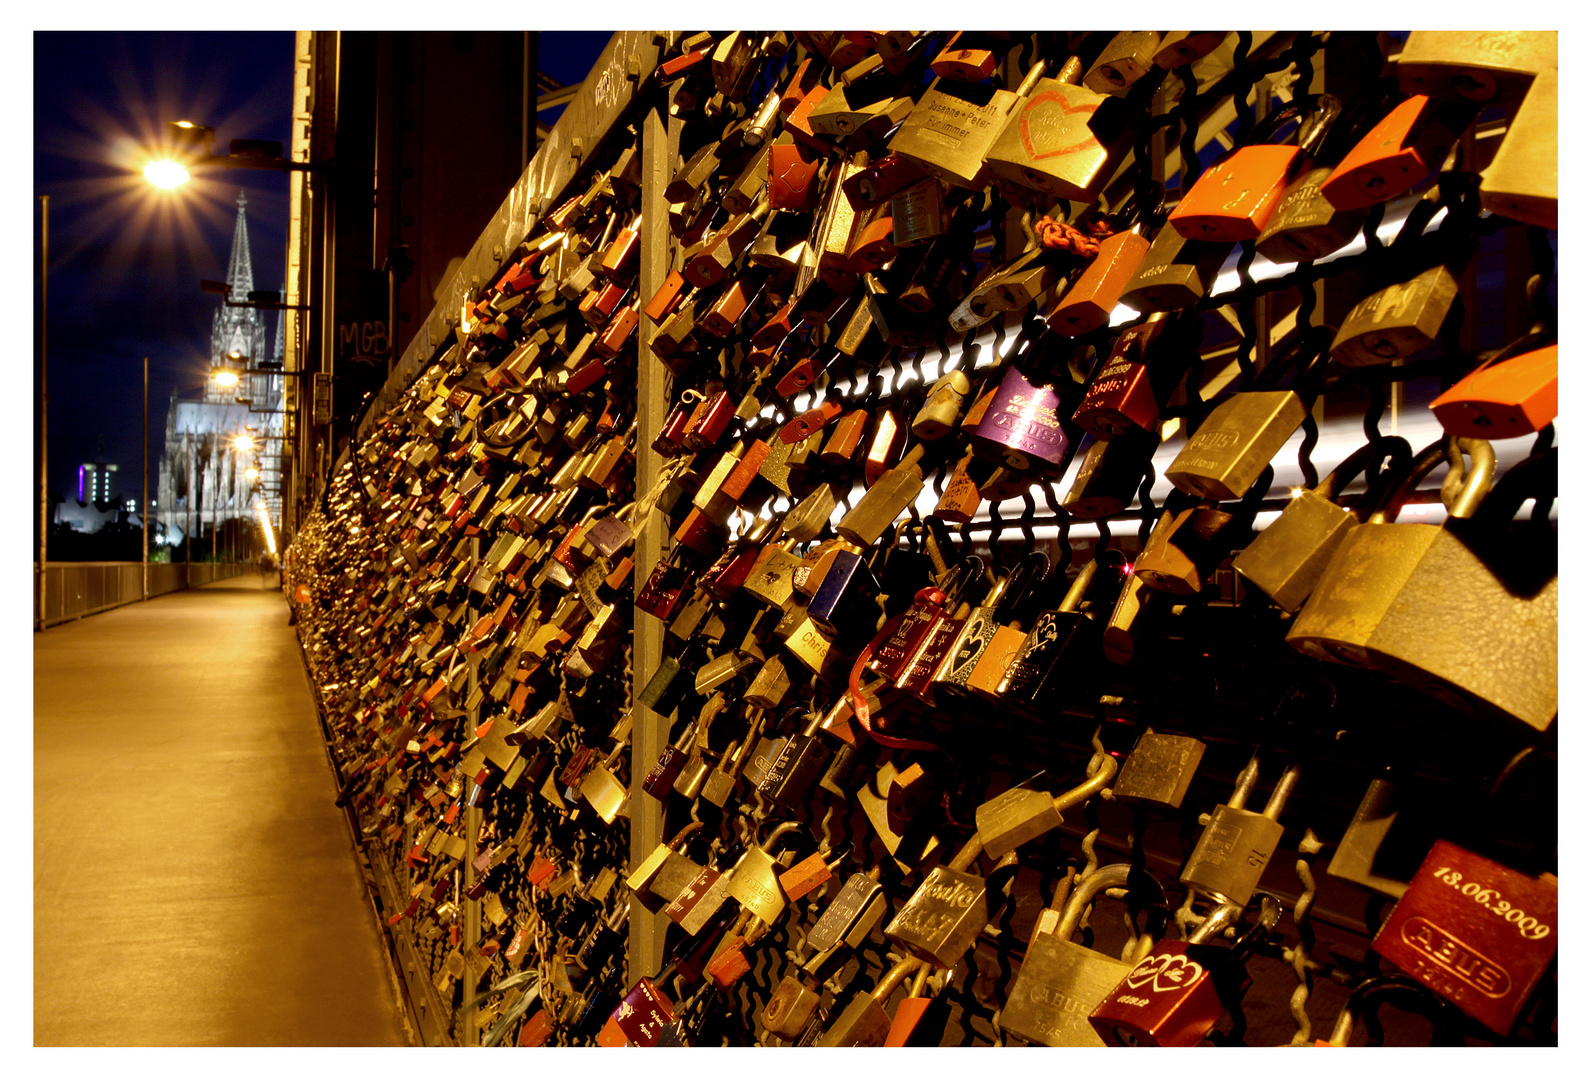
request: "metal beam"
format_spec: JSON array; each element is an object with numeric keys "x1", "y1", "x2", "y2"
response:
[{"x1": 536, "y1": 83, "x2": 582, "y2": 111}]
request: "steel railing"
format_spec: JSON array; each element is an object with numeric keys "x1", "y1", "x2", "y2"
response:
[{"x1": 33, "y1": 562, "x2": 256, "y2": 629}]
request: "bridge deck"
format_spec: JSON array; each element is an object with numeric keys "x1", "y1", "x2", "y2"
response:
[{"x1": 34, "y1": 577, "x2": 409, "y2": 1046}]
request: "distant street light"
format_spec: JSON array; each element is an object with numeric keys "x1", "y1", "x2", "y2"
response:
[
  {"x1": 200, "y1": 278, "x2": 311, "y2": 313},
  {"x1": 213, "y1": 368, "x2": 240, "y2": 388},
  {"x1": 233, "y1": 434, "x2": 255, "y2": 452}
]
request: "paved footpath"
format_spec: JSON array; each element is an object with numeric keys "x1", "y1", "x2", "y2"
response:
[{"x1": 34, "y1": 577, "x2": 410, "y2": 1046}]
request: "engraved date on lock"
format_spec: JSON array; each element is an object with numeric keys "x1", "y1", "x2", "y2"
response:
[{"x1": 1430, "y1": 867, "x2": 1553, "y2": 940}]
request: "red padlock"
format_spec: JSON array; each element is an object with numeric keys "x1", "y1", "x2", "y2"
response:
[
  {"x1": 1320, "y1": 94, "x2": 1475, "y2": 211},
  {"x1": 1430, "y1": 343, "x2": 1556, "y2": 440},
  {"x1": 1071, "y1": 313, "x2": 1178, "y2": 438},
  {"x1": 1372, "y1": 838, "x2": 1557, "y2": 1036},
  {"x1": 1169, "y1": 96, "x2": 1340, "y2": 243}
]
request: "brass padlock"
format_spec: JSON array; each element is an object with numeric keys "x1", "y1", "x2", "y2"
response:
[
  {"x1": 1287, "y1": 438, "x2": 1495, "y2": 668},
  {"x1": 1111, "y1": 731, "x2": 1206, "y2": 810},
  {"x1": 1118, "y1": 227, "x2": 1230, "y2": 313},
  {"x1": 1232, "y1": 436, "x2": 1411, "y2": 612},
  {"x1": 984, "y1": 55, "x2": 1132, "y2": 202},
  {"x1": 1000, "y1": 863, "x2": 1161, "y2": 1046},
  {"x1": 1362, "y1": 447, "x2": 1556, "y2": 732},
  {"x1": 888, "y1": 62, "x2": 1048, "y2": 190},
  {"x1": 1165, "y1": 329, "x2": 1330, "y2": 502},
  {"x1": 883, "y1": 836, "x2": 989, "y2": 968},
  {"x1": 1180, "y1": 753, "x2": 1299, "y2": 908},
  {"x1": 1480, "y1": 67, "x2": 1557, "y2": 229},
  {"x1": 1396, "y1": 30, "x2": 1557, "y2": 110},
  {"x1": 1330, "y1": 252, "x2": 1469, "y2": 368},
  {"x1": 1083, "y1": 32, "x2": 1164, "y2": 95}
]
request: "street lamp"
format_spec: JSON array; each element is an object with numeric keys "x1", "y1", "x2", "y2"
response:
[
  {"x1": 143, "y1": 120, "x2": 327, "y2": 188},
  {"x1": 200, "y1": 279, "x2": 311, "y2": 313},
  {"x1": 234, "y1": 434, "x2": 255, "y2": 452}
]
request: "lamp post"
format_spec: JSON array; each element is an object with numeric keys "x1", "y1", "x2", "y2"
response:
[
  {"x1": 37, "y1": 195, "x2": 48, "y2": 631},
  {"x1": 142, "y1": 355, "x2": 148, "y2": 600}
]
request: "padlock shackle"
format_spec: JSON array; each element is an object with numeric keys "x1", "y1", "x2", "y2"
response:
[
  {"x1": 1057, "y1": 559, "x2": 1100, "y2": 613},
  {"x1": 1055, "y1": 862, "x2": 1132, "y2": 940},
  {"x1": 1054, "y1": 750, "x2": 1119, "y2": 813},
  {"x1": 1260, "y1": 762, "x2": 1301, "y2": 820},
  {"x1": 875, "y1": 955, "x2": 925, "y2": 1001},
  {"x1": 1466, "y1": 446, "x2": 1556, "y2": 534},
  {"x1": 1314, "y1": 435, "x2": 1412, "y2": 502},
  {"x1": 1440, "y1": 437, "x2": 1497, "y2": 519},
  {"x1": 1363, "y1": 437, "x2": 1487, "y2": 525}
]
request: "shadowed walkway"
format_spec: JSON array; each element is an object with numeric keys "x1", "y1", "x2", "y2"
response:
[{"x1": 34, "y1": 577, "x2": 410, "y2": 1046}]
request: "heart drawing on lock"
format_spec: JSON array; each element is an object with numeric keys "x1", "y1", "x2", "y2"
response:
[
  {"x1": 1018, "y1": 91, "x2": 1101, "y2": 161},
  {"x1": 1124, "y1": 952, "x2": 1206, "y2": 995}
]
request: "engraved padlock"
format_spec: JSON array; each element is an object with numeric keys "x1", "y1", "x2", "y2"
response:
[
  {"x1": 1169, "y1": 96, "x2": 1341, "y2": 243},
  {"x1": 1090, "y1": 895, "x2": 1281, "y2": 1046},
  {"x1": 984, "y1": 55, "x2": 1133, "y2": 202},
  {"x1": 1000, "y1": 862, "x2": 1163, "y2": 1047},
  {"x1": 1361, "y1": 447, "x2": 1556, "y2": 732},
  {"x1": 1180, "y1": 754, "x2": 1298, "y2": 908},
  {"x1": 1165, "y1": 327, "x2": 1331, "y2": 502},
  {"x1": 1232, "y1": 436, "x2": 1411, "y2": 612},
  {"x1": 1286, "y1": 438, "x2": 1494, "y2": 669}
]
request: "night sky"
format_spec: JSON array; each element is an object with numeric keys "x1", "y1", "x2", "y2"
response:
[
  {"x1": 30, "y1": 30, "x2": 610, "y2": 517},
  {"x1": 32, "y1": 31, "x2": 297, "y2": 512}
]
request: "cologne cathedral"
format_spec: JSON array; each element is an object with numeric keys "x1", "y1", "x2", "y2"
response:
[{"x1": 156, "y1": 191, "x2": 286, "y2": 549}]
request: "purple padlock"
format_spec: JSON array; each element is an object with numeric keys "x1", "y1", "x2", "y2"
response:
[{"x1": 971, "y1": 367, "x2": 1071, "y2": 471}]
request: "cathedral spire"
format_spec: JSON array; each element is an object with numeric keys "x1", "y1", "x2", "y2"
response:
[{"x1": 225, "y1": 190, "x2": 254, "y2": 300}]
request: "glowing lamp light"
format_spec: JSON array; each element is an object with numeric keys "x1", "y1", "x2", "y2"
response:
[
  {"x1": 143, "y1": 160, "x2": 190, "y2": 189},
  {"x1": 245, "y1": 466, "x2": 260, "y2": 480},
  {"x1": 233, "y1": 434, "x2": 255, "y2": 452},
  {"x1": 213, "y1": 368, "x2": 240, "y2": 388}
]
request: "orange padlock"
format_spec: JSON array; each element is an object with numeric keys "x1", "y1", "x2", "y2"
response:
[
  {"x1": 1320, "y1": 94, "x2": 1475, "y2": 212},
  {"x1": 1431, "y1": 343, "x2": 1557, "y2": 440},
  {"x1": 1169, "y1": 96, "x2": 1340, "y2": 243}
]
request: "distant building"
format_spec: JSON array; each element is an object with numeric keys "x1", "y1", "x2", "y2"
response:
[
  {"x1": 77, "y1": 461, "x2": 118, "y2": 503},
  {"x1": 157, "y1": 191, "x2": 285, "y2": 547}
]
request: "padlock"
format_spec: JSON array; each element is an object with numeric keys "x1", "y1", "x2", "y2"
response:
[
  {"x1": 911, "y1": 370, "x2": 972, "y2": 440},
  {"x1": 929, "y1": 31, "x2": 1002, "y2": 81},
  {"x1": 1479, "y1": 67, "x2": 1557, "y2": 229},
  {"x1": 1362, "y1": 447, "x2": 1556, "y2": 731},
  {"x1": 1233, "y1": 436, "x2": 1411, "y2": 612},
  {"x1": 1371, "y1": 839, "x2": 1556, "y2": 1035},
  {"x1": 1072, "y1": 312, "x2": 1185, "y2": 439},
  {"x1": 761, "y1": 974, "x2": 823, "y2": 1039},
  {"x1": 884, "y1": 847, "x2": 988, "y2": 970},
  {"x1": 1048, "y1": 189, "x2": 1158, "y2": 335},
  {"x1": 1153, "y1": 32, "x2": 1227, "y2": 69},
  {"x1": 1111, "y1": 731, "x2": 1207, "y2": 810},
  {"x1": 1169, "y1": 96, "x2": 1342, "y2": 242},
  {"x1": 1330, "y1": 254, "x2": 1469, "y2": 368},
  {"x1": 1326, "y1": 768, "x2": 1463, "y2": 901},
  {"x1": 996, "y1": 559, "x2": 1116, "y2": 714},
  {"x1": 1430, "y1": 343, "x2": 1556, "y2": 440},
  {"x1": 1134, "y1": 482, "x2": 1268, "y2": 597},
  {"x1": 1165, "y1": 328, "x2": 1331, "y2": 502},
  {"x1": 1118, "y1": 226, "x2": 1231, "y2": 313},
  {"x1": 626, "y1": 822, "x2": 706, "y2": 912},
  {"x1": 727, "y1": 821, "x2": 801, "y2": 927},
  {"x1": 1180, "y1": 755, "x2": 1299, "y2": 908},
  {"x1": 1313, "y1": 974, "x2": 1465, "y2": 1046},
  {"x1": 983, "y1": 55, "x2": 1133, "y2": 202},
  {"x1": 975, "y1": 748, "x2": 1118, "y2": 860},
  {"x1": 969, "y1": 365, "x2": 1072, "y2": 472},
  {"x1": 1395, "y1": 30, "x2": 1556, "y2": 111},
  {"x1": 926, "y1": 551, "x2": 1046, "y2": 706},
  {"x1": 806, "y1": 868, "x2": 887, "y2": 956},
  {"x1": 817, "y1": 956, "x2": 922, "y2": 1046},
  {"x1": 643, "y1": 719, "x2": 699, "y2": 802},
  {"x1": 1063, "y1": 428, "x2": 1161, "y2": 519},
  {"x1": 757, "y1": 711, "x2": 836, "y2": 810},
  {"x1": 1091, "y1": 895, "x2": 1281, "y2": 1046},
  {"x1": 884, "y1": 965, "x2": 952, "y2": 1047},
  {"x1": 1000, "y1": 863, "x2": 1162, "y2": 1047},
  {"x1": 1083, "y1": 32, "x2": 1164, "y2": 95},
  {"x1": 836, "y1": 443, "x2": 929, "y2": 548},
  {"x1": 1287, "y1": 438, "x2": 1494, "y2": 669},
  {"x1": 888, "y1": 61, "x2": 1049, "y2": 190}
]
